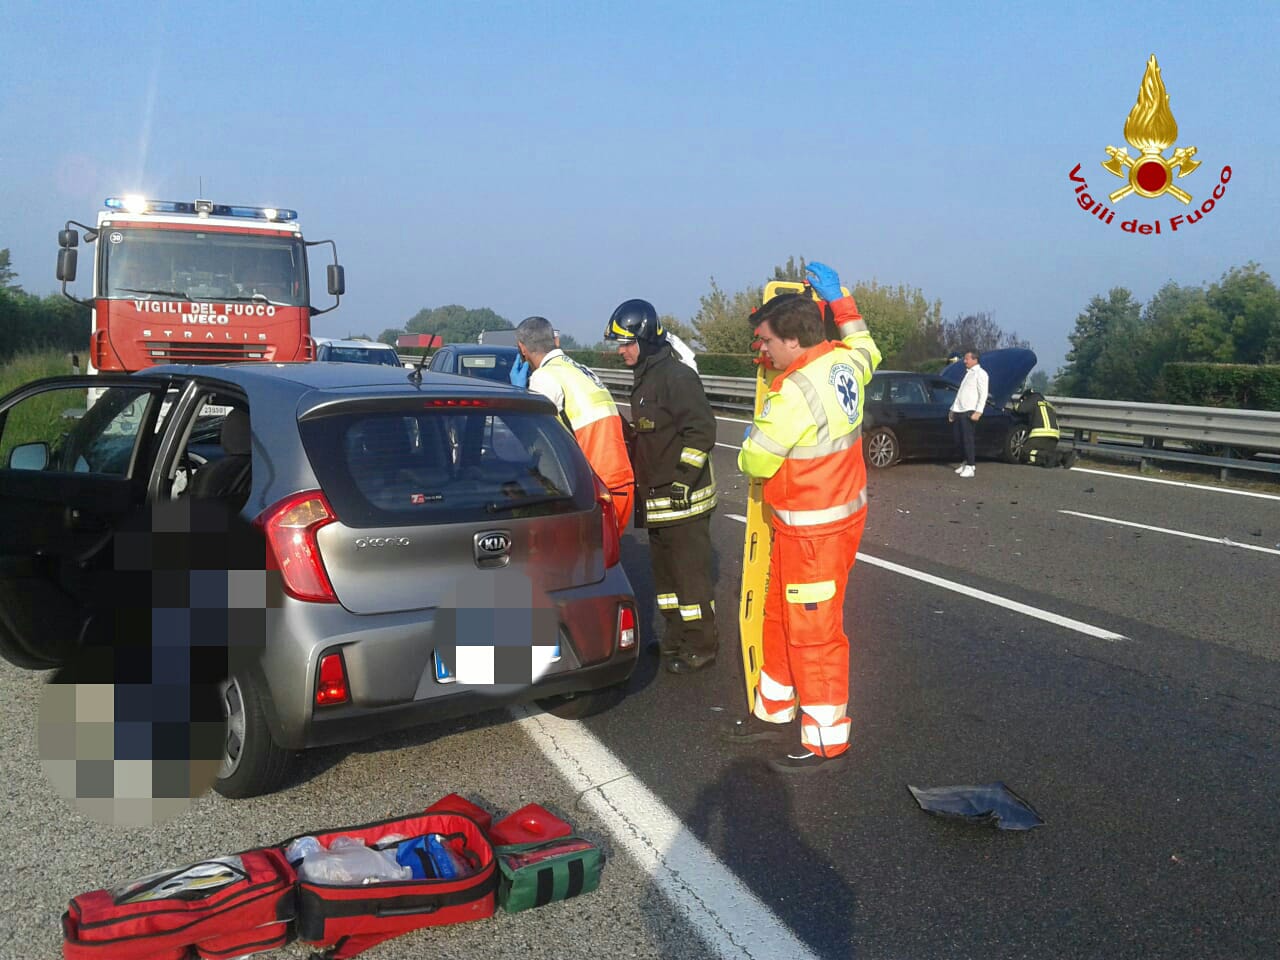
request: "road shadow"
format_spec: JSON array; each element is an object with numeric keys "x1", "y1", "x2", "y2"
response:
[{"x1": 637, "y1": 755, "x2": 858, "y2": 959}]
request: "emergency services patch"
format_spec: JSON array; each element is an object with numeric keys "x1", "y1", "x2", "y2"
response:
[{"x1": 829, "y1": 364, "x2": 860, "y2": 423}]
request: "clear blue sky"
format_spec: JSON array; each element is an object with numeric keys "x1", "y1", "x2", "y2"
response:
[{"x1": 3, "y1": 0, "x2": 1277, "y2": 373}]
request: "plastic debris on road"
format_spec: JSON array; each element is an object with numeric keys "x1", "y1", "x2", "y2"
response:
[{"x1": 907, "y1": 781, "x2": 1045, "y2": 830}]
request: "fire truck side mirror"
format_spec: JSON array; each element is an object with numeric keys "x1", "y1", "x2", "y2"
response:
[
  {"x1": 327, "y1": 264, "x2": 346, "y2": 297},
  {"x1": 58, "y1": 229, "x2": 79, "y2": 248},
  {"x1": 56, "y1": 248, "x2": 78, "y2": 282}
]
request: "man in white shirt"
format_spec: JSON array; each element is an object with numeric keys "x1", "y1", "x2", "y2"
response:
[{"x1": 948, "y1": 349, "x2": 989, "y2": 478}]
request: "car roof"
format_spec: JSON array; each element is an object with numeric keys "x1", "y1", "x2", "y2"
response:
[
  {"x1": 444, "y1": 344, "x2": 519, "y2": 355},
  {"x1": 321, "y1": 339, "x2": 396, "y2": 350},
  {"x1": 141, "y1": 361, "x2": 520, "y2": 394}
]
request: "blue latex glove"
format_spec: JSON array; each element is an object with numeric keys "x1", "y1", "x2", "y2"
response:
[
  {"x1": 742, "y1": 426, "x2": 751, "y2": 444},
  {"x1": 806, "y1": 261, "x2": 843, "y2": 302},
  {"x1": 509, "y1": 357, "x2": 530, "y2": 388}
]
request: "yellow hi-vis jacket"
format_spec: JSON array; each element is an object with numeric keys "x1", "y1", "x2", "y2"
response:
[
  {"x1": 529, "y1": 350, "x2": 635, "y2": 493},
  {"x1": 738, "y1": 297, "x2": 882, "y2": 528}
]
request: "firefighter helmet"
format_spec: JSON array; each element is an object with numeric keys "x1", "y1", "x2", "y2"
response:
[{"x1": 604, "y1": 299, "x2": 666, "y2": 345}]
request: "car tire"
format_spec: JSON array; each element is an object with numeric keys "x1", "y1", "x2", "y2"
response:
[
  {"x1": 1004, "y1": 425, "x2": 1030, "y2": 464},
  {"x1": 536, "y1": 682, "x2": 627, "y2": 720},
  {"x1": 214, "y1": 673, "x2": 294, "y2": 799},
  {"x1": 864, "y1": 427, "x2": 899, "y2": 469}
]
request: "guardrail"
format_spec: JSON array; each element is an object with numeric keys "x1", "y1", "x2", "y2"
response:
[{"x1": 590, "y1": 368, "x2": 1280, "y2": 478}]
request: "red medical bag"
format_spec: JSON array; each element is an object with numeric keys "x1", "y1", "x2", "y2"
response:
[
  {"x1": 61, "y1": 846, "x2": 296, "y2": 960},
  {"x1": 286, "y1": 810, "x2": 497, "y2": 960}
]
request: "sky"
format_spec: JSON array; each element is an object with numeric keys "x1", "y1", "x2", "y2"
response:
[{"x1": 2, "y1": 0, "x2": 1277, "y2": 374}]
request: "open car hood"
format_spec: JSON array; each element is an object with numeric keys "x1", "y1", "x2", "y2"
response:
[{"x1": 941, "y1": 348, "x2": 1037, "y2": 409}]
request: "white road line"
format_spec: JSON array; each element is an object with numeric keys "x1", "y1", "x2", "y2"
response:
[
  {"x1": 722, "y1": 515, "x2": 1127, "y2": 640},
  {"x1": 1069, "y1": 466, "x2": 1280, "y2": 502},
  {"x1": 1059, "y1": 509, "x2": 1280, "y2": 557},
  {"x1": 513, "y1": 707, "x2": 822, "y2": 960}
]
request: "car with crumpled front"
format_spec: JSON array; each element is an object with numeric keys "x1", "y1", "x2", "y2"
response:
[{"x1": 0, "y1": 362, "x2": 637, "y2": 798}]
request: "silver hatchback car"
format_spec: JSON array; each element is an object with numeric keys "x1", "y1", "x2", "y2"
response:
[{"x1": 0, "y1": 363, "x2": 637, "y2": 798}]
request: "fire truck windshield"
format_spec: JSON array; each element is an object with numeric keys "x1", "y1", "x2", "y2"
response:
[{"x1": 100, "y1": 229, "x2": 308, "y2": 307}]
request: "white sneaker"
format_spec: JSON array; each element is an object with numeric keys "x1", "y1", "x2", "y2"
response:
[
  {"x1": 959, "y1": 465, "x2": 975, "y2": 478},
  {"x1": 954, "y1": 465, "x2": 966, "y2": 474}
]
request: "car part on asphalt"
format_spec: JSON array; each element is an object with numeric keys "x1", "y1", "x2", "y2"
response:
[{"x1": 907, "y1": 781, "x2": 1045, "y2": 830}]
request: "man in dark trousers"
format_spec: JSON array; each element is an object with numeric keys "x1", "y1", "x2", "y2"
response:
[{"x1": 604, "y1": 299, "x2": 719, "y2": 674}]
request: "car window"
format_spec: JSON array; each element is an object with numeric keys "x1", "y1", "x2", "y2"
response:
[
  {"x1": 930, "y1": 381, "x2": 959, "y2": 405},
  {"x1": 887, "y1": 379, "x2": 929, "y2": 404},
  {"x1": 866, "y1": 378, "x2": 887, "y2": 402},
  {"x1": 298, "y1": 405, "x2": 594, "y2": 527},
  {"x1": 323, "y1": 346, "x2": 398, "y2": 365},
  {"x1": 460, "y1": 353, "x2": 516, "y2": 382},
  {"x1": 0, "y1": 385, "x2": 158, "y2": 476}
]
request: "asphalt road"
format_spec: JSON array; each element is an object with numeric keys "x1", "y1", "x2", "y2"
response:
[{"x1": 2, "y1": 411, "x2": 1278, "y2": 959}]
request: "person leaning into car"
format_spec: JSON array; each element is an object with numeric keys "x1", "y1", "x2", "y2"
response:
[
  {"x1": 509, "y1": 315, "x2": 634, "y2": 536},
  {"x1": 948, "y1": 349, "x2": 989, "y2": 479},
  {"x1": 604, "y1": 299, "x2": 719, "y2": 675}
]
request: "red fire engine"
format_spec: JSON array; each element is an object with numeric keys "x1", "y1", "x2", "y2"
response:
[{"x1": 56, "y1": 196, "x2": 345, "y2": 373}]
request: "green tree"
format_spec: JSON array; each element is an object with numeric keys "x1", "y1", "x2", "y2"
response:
[
  {"x1": 941, "y1": 312, "x2": 1030, "y2": 354},
  {"x1": 771, "y1": 256, "x2": 808, "y2": 282},
  {"x1": 1055, "y1": 288, "x2": 1142, "y2": 399},
  {"x1": 853, "y1": 280, "x2": 942, "y2": 364},
  {"x1": 377, "y1": 328, "x2": 403, "y2": 346},
  {"x1": 1205, "y1": 262, "x2": 1280, "y2": 364},
  {"x1": 405, "y1": 305, "x2": 512, "y2": 345},
  {"x1": 0, "y1": 248, "x2": 20, "y2": 292},
  {"x1": 1028, "y1": 370, "x2": 1051, "y2": 393},
  {"x1": 557, "y1": 331, "x2": 582, "y2": 350},
  {"x1": 692, "y1": 277, "x2": 761, "y2": 354}
]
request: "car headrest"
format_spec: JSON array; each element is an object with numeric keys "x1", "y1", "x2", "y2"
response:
[{"x1": 220, "y1": 408, "x2": 252, "y2": 457}]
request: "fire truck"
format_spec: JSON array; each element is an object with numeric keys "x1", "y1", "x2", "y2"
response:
[{"x1": 56, "y1": 196, "x2": 345, "y2": 373}]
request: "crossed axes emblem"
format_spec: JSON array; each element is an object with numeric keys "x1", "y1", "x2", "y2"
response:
[{"x1": 1101, "y1": 145, "x2": 1201, "y2": 205}]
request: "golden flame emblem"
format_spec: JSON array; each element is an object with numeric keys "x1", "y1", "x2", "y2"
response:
[{"x1": 1101, "y1": 55, "x2": 1201, "y2": 204}]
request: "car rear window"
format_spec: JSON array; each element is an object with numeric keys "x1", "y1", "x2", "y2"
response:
[
  {"x1": 324, "y1": 346, "x2": 399, "y2": 366},
  {"x1": 460, "y1": 353, "x2": 516, "y2": 382},
  {"x1": 297, "y1": 403, "x2": 595, "y2": 527}
]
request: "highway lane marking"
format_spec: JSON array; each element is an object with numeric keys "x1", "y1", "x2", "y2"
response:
[
  {"x1": 1069, "y1": 467, "x2": 1280, "y2": 502},
  {"x1": 1059, "y1": 509, "x2": 1280, "y2": 557},
  {"x1": 512, "y1": 707, "x2": 823, "y2": 960},
  {"x1": 722, "y1": 515, "x2": 1127, "y2": 641}
]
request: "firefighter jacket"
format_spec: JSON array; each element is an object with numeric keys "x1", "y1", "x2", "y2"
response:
[
  {"x1": 1023, "y1": 393, "x2": 1061, "y2": 442},
  {"x1": 628, "y1": 344, "x2": 718, "y2": 526},
  {"x1": 529, "y1": 350, "x2": 635, "y2": 493},
  {"x1": 738, "y1": 297, "x2": 882, "y2": 528}
]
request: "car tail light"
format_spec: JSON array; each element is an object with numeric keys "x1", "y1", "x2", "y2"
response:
[
  {"x1": 617, "y1": 604, "x2": 636, "y2": 650},
  {"x1": 425, "y1": 399, "x2": 488, "y2": 407},
  {"x1": 594, "y1": 475, "x2": 620, "y2": 568},
  {"x1": 316, "y1": 651, "x2": 349, "y2": 706},
  {"x1": 256, "y1": 490, "x2": 338, "y2": 603}
]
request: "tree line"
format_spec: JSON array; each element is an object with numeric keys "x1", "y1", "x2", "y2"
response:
[
  {"x1": 0, "y1": 249, "x2": 90, "y2": 364},
  {"x1": 1054, "y1": 262, "x2": 1280, "y2": 402},
  {"x1": 373, "y1": 305, "x2": 580, "y2": 351}
]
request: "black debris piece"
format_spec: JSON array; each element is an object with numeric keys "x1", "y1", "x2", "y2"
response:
[{"x1": 907, "y1": 782, "x2": 1045, "y2": 831}]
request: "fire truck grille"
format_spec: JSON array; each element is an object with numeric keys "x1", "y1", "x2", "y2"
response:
[{"x1": 141, "y1": 342, "x2": 275, "y2": 364}]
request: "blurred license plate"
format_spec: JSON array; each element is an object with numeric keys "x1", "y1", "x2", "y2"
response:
[{"x1": 433, "y1": 643, "x2": 561, "y2": 684}]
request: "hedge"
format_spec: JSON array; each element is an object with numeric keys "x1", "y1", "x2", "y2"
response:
[{"x1": 1160, "y1": 363, "x2": 1280, "y2": 411}]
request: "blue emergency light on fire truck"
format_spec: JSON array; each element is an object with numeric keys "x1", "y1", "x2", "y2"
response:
[{"x1": 56, "y1": 196, "x2": 345, "y2": 374}]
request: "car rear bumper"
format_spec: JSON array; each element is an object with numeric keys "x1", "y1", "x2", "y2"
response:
[{"x1": 301, "y1": 652, "x2": 635, "y2": 749}]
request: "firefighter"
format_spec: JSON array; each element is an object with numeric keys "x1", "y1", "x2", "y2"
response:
[
  {"x1": 604, "y1": 299, "x2": 719, "y2": 674},
  {"x1": 1013, "y1": 389, "x2": 1077, "y2": 468},
  {"x1": 731, "y1": 262, "x2": 881, "y2": 773},
  {"x1": 510, "y1": 315, "x2": 635, "y2": 536}
]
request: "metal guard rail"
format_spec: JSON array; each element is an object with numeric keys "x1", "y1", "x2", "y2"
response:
[{"x1": 589, "y1": 369, "x2": 1280, "y2": 476}]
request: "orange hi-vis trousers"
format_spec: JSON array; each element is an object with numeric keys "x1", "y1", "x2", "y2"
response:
[{"x1": 753, "y1": 509, "x2": 866, "y2": 757}]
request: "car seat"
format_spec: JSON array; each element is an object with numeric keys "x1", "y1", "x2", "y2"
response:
[{"x1": 187, "y1": 408, "x2": 252, "y2": 505}]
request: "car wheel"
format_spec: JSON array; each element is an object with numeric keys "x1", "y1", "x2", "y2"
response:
[
  {"x1": 536, "y1": 682, "x2": 627, "y2": 720},
  {"x1": 214, "y1": 673, "x2": 293, "y2": 799},
  {"x1": 1004, "y1": 425, "x2": 1030, "y2": 463},
  {"x1": 864, "y1": 427, "x2": 899, "y2": 469}
]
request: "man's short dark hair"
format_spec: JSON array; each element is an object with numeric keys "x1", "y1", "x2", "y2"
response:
[
  {"x1": 754, "y1": 294, "x2": 823, "y2": 348},
  {"x1": 964, "y1": 347, "x2": 981, "y2": 361},
  {"x1": 515, "y1": 316, "x2": 557, "y2": 354}
]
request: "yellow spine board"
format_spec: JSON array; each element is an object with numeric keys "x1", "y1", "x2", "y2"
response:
[{"x1": 737, "y1": 280, "x2": 850, "y2": 711}]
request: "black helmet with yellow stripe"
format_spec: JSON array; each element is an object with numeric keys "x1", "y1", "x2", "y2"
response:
[{"x1": 604, "y1": 298, "x2": 666, "y2": 346}]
